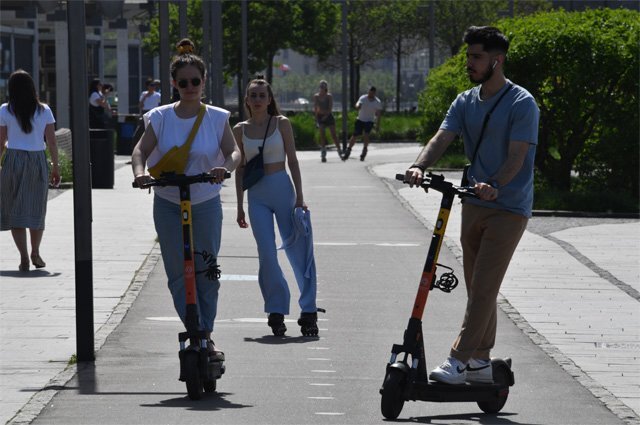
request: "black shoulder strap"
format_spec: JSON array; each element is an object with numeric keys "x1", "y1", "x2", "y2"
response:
[
  {"x1": 260, "y1": 115, "x2": 272, "y2": 149},
  {"x1": 470, "y1": 83, "x2": 513, "y2": 163}
]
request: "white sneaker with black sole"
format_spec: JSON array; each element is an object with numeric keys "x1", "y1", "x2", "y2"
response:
[
  {"x1": 465, "y1": 358, "x2": 493, "y2": 384},
  {"x1": 428, "y1": 356, "x2": 467, "y2": 385}
]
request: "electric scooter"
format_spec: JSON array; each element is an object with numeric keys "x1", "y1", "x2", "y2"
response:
[
  {"x1": 380, "y1": 172, "x2": 515, "y2": 419},
  {"x1": 134, "y1": 171, "x2": 230, "y2": 400}
]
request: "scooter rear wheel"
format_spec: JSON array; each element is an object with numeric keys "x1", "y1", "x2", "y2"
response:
[
  {"x1": 184, "y1": 351, "x2": 203, "y2": 400},
  {"x1": 477, "y1": 362, "x2": 510, "y2": 413},
  {"x1": 381, "y1": 368, "x2": 406, "y2": 419}
]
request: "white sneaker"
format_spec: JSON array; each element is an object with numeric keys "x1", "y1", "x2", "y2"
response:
[
  {"x1": 466, "y1": 358, "x2": 493, "y2": 383},
  {"x1": 428, "y1": 357, "x2": 467, "y2": 385}
]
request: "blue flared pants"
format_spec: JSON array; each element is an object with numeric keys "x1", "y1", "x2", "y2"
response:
[
  {"x1": 248, "y1": 171, "x2": 317, "y2": 315},
  {"x1": 153, "y1": 194, "x2": 222, "y2": 332}
]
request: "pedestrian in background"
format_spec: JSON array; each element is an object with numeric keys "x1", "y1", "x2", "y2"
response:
[
  {"x1": 138, "y1": 79, "x2": 161, "y2": 114},
  {"x1": 0, "y1": 69, "x2": 60, "y2": 272},
  {"x1": 405, "y1": 26, "x2": 539, "y2": 385},
  {"x1": 313, "y1": 80, "x2": 342, "y2": 162},
  {"x1": 88, "y1": 78, "x2": 113, "y2": 129},
  {"x1": 131, "y1": 41, "x2": 241, "y2": 358},
  {"x1": 132, "y1": 79, "x2": 162, "y2": 145},
  {"x1": 234, "y1": 76, "x2": 320, "y2": 337},
  {"x1": 342, "y1": 86, "x2": 382, "y2": 161}
]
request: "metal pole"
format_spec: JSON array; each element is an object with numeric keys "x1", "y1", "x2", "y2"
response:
[
  {"x1": 159, "y1": 0, "x2": 170, "y2": 105},
  {"x1": 211, "y1": 0, "x2": 224, "y2": 106},
  {"x1": 67, "y1": 0, "x2": 95, "y2": 363},
  {"x1": 179, "y1": 0, "x2": 188, "y2": 39},
  {"x1": 429, "y1": 0, "x2": 435, "y2": 69},
  {"x1": 201, "y1": 0, "x2": 211, "y2": 103},
  {"x1": 241, "y1": 0, "x2": 248, "y2": 120},
  {"x1": 341, "y1": 0, "x2": 348, "y2": 150}
]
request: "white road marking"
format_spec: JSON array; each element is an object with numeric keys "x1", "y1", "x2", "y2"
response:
[
  {"x1": 220, "y1": 274, "x2": 258, "y2": 281},
  {"x1": 309, "y1": 383, "x2": 335, "y2": 386},
  {"x1": 308, "y1": 396, "x2": 335, "y2": 400},
  {"x1": 307, "y1": 358, "x2": 331, "y2": 361},
  {"x1": 314, "y1": 412, "x2": 345, "y2": 416},
  {"x1": 311, "y1": 370, "x2": 336, "y2": 373}
]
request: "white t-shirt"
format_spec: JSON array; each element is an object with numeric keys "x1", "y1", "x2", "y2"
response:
[
  {"x1": 0, "y1": 103, "x2": 55, "y2": 151},
  {"x1": 145, "y1": 103, "x2": 230, "y2": 205},
  {"x1": 89, "y1": 91, "x2": 104, "y2": 107},
  {"x1": 356, "y1": 94, "x2": 382, "y2": 122},
  {"x1": 139, "y1": 91, "x2": 161, "y2": 112}
]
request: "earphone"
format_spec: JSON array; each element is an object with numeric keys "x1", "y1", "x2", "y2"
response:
[{"x1": 492, "y1": 60, "x2": 498, "y2": 69}]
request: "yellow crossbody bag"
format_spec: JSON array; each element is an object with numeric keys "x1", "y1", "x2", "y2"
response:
[{"x1": 148, "y1": 104, "x2": 205, "y2": 179}]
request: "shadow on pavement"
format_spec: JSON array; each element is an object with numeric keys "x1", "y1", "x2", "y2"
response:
[
  {"x1": 390, "y1": 411, "x2": 530, "y2": 424},
  {"x1": 243, "y1": 335, "x2": 320, "y2": 345},
  {"x1": 140, "y1": 393, "x2": 252, "y2": 411},
  {"x1": 0, "y1": 269, "x2": 61, "y2": 277}
]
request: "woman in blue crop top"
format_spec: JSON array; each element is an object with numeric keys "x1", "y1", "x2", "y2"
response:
[{"x1": 234, "y1": 76, "x2": 320, "y2": 337}]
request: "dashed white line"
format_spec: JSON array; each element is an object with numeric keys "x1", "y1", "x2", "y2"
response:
[
  {"x1": 307, "y1": 358, "x2": 331, "y2": 361},
  {"x1": 309, "y1": 383, "x2": 335, "y2": 386},
  {"x1": 311, "y1": 370, "x2": 336, "y2": 373},
  {"x1": 308, "y1": 396, "x2": 335, "y2": 400},
  {"x1": 315, "y1": 412, "x2": 345, "y2": 416}
]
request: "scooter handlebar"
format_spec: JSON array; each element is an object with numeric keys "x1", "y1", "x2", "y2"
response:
[
  {"x1": 395, "y1": 172, "x2": 477, "y2": 198},
  {"x1": 132, "y1": 171, "x2": 232, "y2": 188}
]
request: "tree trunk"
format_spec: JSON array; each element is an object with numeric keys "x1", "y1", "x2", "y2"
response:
[
  {"x1": 395, "y1": 37, "x2": 402, "y2": 113},
  {"x1": 266, "y1": 54, "x2": 274, "y2": 85},
  {"x1": 237, "y1": 73, "x2": 245, "y2": 120}
]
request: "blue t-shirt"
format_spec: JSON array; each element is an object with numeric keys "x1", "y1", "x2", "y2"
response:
[{"x1": 440, "y1": 80, "x2": 539, "y2": 217}]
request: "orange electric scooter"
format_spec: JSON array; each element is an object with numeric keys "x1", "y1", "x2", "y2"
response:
[
  {"x1": 380, "y1": 172, "x2": 515, "y2": 419},
  {"x1": 134, "y1": 171, "x2": 230, "y2": 400}
]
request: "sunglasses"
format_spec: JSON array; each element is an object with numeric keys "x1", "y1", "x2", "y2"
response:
[{"x1": 177, "y1": 78, "x2": 202, "y2": 89}]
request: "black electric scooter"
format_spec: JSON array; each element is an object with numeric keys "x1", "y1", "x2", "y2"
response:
[
  {"x1": 134, "y1": 171, "x2": 230, "y2": 400},
  {"x1": 380, "y1": 172, "x2": 515, "y2": 419}
]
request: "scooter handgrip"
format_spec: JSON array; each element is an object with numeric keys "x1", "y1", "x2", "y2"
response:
[
  {"x1": 395, "y1": 173, "x2": 406, "y2": 182},
  {"x1": 224, "y1": 171, "x2": 231, "y2": 179},
  {"x1": 132, "y1": 181, "x2": 139, "y2": 188}
]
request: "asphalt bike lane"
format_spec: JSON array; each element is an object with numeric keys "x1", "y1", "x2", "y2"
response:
[{"x1": 31, "y1": 147, "x2": 624, "y2": 424}]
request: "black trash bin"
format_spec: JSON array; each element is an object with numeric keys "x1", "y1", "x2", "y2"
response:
[
  {"x1": 89, "y1": 129, "x2": 115, "y2": 189},
  {"x1": 116, "y1": 114, "x2": 140, "y2": 155}
]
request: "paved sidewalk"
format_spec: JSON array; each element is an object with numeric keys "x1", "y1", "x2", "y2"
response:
[
  {"x1": 0, "y1": 147, "x2": 638, "y2": 424},
  {"x1": 372, "y1": 162, "x2": 640, "y2": 423},
  {"x1": 0, "y1": 158, "x2": 157, "y2": 425}
]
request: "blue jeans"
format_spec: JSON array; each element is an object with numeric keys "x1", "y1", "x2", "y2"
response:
[
  {"x1": 153, "y1": 194, "x2": 222, "y2": 332},
  {"x1": 248, "y1": 171, "x2": 317, "y2": 315}
]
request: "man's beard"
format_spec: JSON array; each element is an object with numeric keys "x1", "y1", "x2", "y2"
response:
[{"x1": 469, "y1": 65, "x2": 494, "y2": 84}]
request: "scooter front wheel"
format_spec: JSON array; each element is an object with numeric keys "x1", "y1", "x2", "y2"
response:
[
  {"x1": 184, "y1": 351, "x2": 203, "y2": 400},
  {"x1": 381, "y1": 368, "x2": 406, "y2": 419},
  {"x1": 477, "y1": 362, "x2": 510, "y2": 413}
]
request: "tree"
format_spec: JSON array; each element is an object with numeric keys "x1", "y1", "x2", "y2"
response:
[
  {"x1": 373, "y1": 0, "x2": 429, "y2": 112},
  {"x1": 434, "y1": 0, "x2": 551, "y2": 57},
  {"x1": 320, "y1": 1, "x2": 393, "y2": 106},
  {"x1": 503, "y1": 8, "x2": 639, "y2": 194},
  {"x1": 418, "y1": 8, "x2": 639, "y2": 200},
  {"x1": 141, "y1": 0, "x2": 339, "y2": 103}
]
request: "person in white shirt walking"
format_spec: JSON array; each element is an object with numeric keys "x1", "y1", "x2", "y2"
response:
[{"x1": 139, "y1": 79, "x2": 161, "y2": 114}]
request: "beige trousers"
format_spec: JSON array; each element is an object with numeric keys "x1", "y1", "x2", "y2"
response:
[{"x1": 450, "y1": 203, "x2": 528, "y2": 363}]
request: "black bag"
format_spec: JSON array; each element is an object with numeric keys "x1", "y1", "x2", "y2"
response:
[{"x1": 242, "y1": 116, "x2": 272, "y2": 191}]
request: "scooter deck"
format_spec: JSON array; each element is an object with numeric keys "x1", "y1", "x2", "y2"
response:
[{"x1": 408, "y1": 379, "x2": 509, "y2": 403}]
